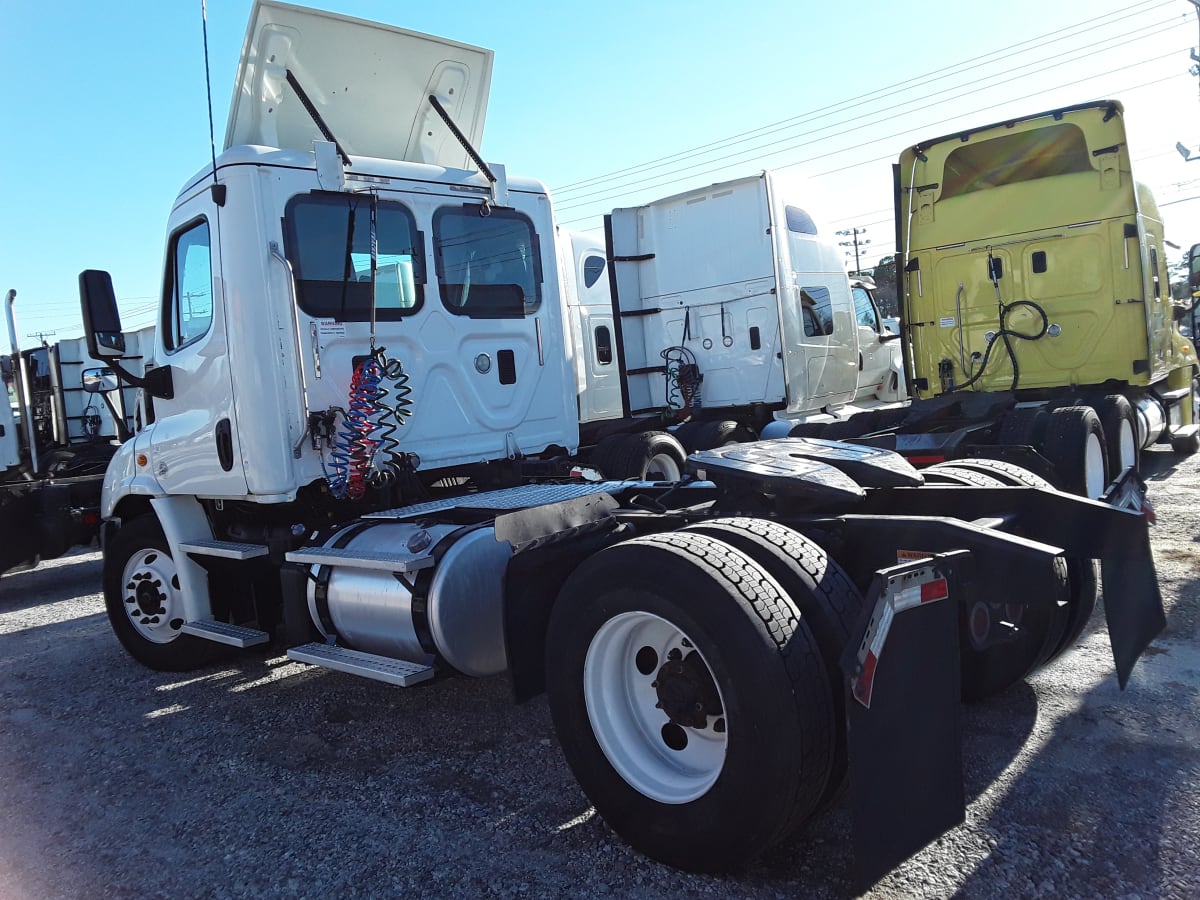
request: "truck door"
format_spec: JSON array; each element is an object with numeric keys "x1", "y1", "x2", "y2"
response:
[
  {"x1": 569, "y1": 235, "x2": 622, "y2": 424},
  {"x1": 147, "y1": 194, "x2": 249, "y2": 496},
  {"x1": 853, "y1": 283, "x2": 891, "y2": 393}
]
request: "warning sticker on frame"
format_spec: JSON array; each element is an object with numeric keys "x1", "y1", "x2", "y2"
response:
[
  {"x1": 939, "y1": 316, "x2": 955, "y2": 328},
  {"x1": 897, "y1": 549, "x2": 935, "y2": 563},
  {"x1": 318, "y1": 320, "x2": 346, "y2": 337}
]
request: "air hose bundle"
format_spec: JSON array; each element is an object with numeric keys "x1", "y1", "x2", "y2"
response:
[
  {"x1": 661, "y1": 346, "x2": 702, "y2": 419},
  {"x1": 324, "y1": 347, "x2": 412, "y2": 500},
  {"x1": 945, "y1": 250, "x2": 1049, "y2": 394}
]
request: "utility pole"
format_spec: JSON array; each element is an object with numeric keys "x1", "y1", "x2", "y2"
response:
[
  {"x1": 1176, "y1": 0, "x2": 1200, "y2": 160},
  {"x1": 26, "y1": 330, "x2": 56, "y2": 346},
  {"x1": 836, "y1": 227, "x2": 871, "y2": 274}
]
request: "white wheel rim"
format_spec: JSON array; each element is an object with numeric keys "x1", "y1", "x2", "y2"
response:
[
  {"x1": 1084, "y1": 432, "x2": 1106, "y2": 499},
  {"x1": 644, "y1": 452, "x2": 682, "y2": 481},
  {"x1": 1116, "y1": 419, "x2": 1136, "y2": 474},
  {"x1": 119, "y1": 548, "x2": 184, "y2": 644},
  {"x1": 583, "y1": 611, "x2": 727, "y2": 804}
]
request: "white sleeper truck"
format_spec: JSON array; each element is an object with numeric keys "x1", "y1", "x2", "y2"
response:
[
  {"x1": 79, "y1": 1, "x2": 1167, "y2": 884},
  {"x1": 601, "y1": 175, "x2": 905, "y2": 451}
]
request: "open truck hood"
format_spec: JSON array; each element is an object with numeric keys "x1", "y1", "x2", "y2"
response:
[{"x1": 225, "y1": 1, "x2": 493, "y2": 168}]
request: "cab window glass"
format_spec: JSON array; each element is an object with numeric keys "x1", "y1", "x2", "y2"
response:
[
  {"x1": 785, "y1": 207, "x2": 818, "y2": 235},
  {"x1": 801, "y1": 286, "x2": 834, "y2": 336},
  {"x1": 941, "y1": 124, "x2": 1092, "y2": 199},
  {"x1": 852, "y1": 286, "x2": 880, "y2": 330},
  {"x1": 434, "y1": 206, "x2": 542, "y2": 317},
  {"x1": 164, "y1": 219, "x2": 214, "y2": 352},
  {"x1": 284, "y1": 193, "x2": 424, "y2": 321},
  {"x1": 1150, "y1": 246, "x2": 1162, "y2": 301},
  {"x1": 583, "y1": 254, "x2": 606, "y2": 288}
]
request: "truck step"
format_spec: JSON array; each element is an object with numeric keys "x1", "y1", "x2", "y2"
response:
[
  {"x1": 284, "y1": 546, "x2": 434, "y2": 573},
  {"x1": 178, "y1": 540, "x2": 269, "y2": 560},
  {"x1": 180, "y1": 620, "x2": 271, "y2": 647},
  {"x1": 287, "y1": 643, "x2": 435, "y2": 687}
]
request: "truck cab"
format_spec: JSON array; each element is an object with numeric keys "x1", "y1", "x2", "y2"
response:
[{"x1": 91, "y1": 1, "x2": 578, "y2": 513}]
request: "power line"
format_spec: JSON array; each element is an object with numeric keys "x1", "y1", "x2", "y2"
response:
[
  {"x1": 556, "y1": 56, "x2": 1188, "y2": 228},
  {"x1": 555, "y1": 32, "x2": 1186, "y2": 215},
  {"x1": 552, "y1": 0, "x2": 1174, "y2": 194}
]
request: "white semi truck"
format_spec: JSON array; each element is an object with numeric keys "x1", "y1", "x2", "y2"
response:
[
  {"x1": 77, "y1": 1, "x2": 1166, "y2": 882},
  {"x1": 605, "y1": 173, "x2": 905, "y2": 441}
]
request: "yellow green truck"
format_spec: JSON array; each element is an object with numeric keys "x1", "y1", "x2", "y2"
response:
[{"x1": 806, "y1": 100, "x2": 1198, "y2": 497}]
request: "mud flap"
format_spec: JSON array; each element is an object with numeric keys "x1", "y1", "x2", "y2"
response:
[
  {"x1": 841, "y1": 550, "x2": 971, "y2": 891},
  {"x1": 1100, "y1": 467, "x2": 1165, "y2": 688}
]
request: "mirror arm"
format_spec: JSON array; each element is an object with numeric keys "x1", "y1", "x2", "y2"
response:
[
  {"x1": 103, "y1": 359, "x2": 174, "y2": 400},
  {"x1": 99, "y1": 391, "x2": 132, "y2": 443}
]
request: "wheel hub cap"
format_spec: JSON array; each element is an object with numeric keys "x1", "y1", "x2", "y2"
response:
[
  {"x1": 121, "y1": 550, "x2": 183, "y2": 643},
  {"x1": 653, "y1": 649, "x2": 723, "y2": 728}
]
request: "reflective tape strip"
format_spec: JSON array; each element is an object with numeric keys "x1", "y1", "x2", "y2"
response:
[{"x1": 850, "y1": 567, "x2": 952, "y2": 709}]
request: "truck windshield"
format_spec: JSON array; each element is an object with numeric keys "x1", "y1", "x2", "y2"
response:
[
  {"x1": 284, "y1": 193, "x2": 425, "y2": 321},
  {"x1": 433, "y1": 206, "x2": 542, "y2": 318}
]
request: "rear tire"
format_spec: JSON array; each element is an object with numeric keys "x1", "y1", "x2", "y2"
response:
[
  {"x1": 1093, "y1": 394, "x2": 1138, "y2": 477},
  {"x1": 959, "y1": 556, "x2": 1067, "y2": 701},
  {"x1": 996, "y1": 406, "x2": 1050, "y2": 447},
  {"x1": 929, "y1": 457, "x2": 1051, "y2": 487},
  {"x1": 1048, "y1": 557, "x2": 1099, "y2": 661},
  {"x1": 1171, "y1": 429, "x2": 1200, "y2": 456},
  {"x1": 591, "y1": 431, "x2": 687, "y2": 481},
  {"x1": 1040, "y1": 405, "x2": 1109, "y2": 498},
  {"x1": 103, "y1": 516, "x2": 222, "y2": 672},
  {"x1": 920, "y1": 466, "x2": 1007, "y2": 487},
  {"x1": 689, "y1": 420, "x2": 757, "y2": 451},
  {"x1": 681, "y1": 517, "x2": 864, "y2": 811},
  {"x1": 545, "y1": 531, "x2": 834, "y2": 872},
  {"x1": 923, "y1": 460, "x2": 1070, "y2": 696},
  {"x1": 787, "y1": 422, "x2": 828, "y2": 439}
]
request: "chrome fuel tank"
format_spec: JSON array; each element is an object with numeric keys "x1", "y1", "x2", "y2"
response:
[{"x1": 305, "y1": 521, "x2": 513, "y2": 677}]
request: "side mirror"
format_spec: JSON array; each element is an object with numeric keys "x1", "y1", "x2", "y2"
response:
[
  {"x1": 1188, "y1": 244, "x2": 1200, "y2": 295},
  {"x1": 79, "y1": 270, "x2": 126, "y2": 358},
  {"x1": 879, "y1": 331, "x2": 903, "y2": 343},
  {"x1": 82, "y1": 367, "x2": 120, "y2": 394},
  {"x1": 78, "y1": 270, "x2": 173, "y2": 400}
]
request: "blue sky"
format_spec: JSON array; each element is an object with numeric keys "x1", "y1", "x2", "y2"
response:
[{"x1": 3, "y1": 0, "x2": 1200, "y2": 352}]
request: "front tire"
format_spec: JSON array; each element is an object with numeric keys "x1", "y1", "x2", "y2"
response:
[
  {"x1": 545, "y1": 531, "x2": 834, "y2": 872},
  {"x1": 103, "y1": 516, "x2": 221, "y2": 672}
]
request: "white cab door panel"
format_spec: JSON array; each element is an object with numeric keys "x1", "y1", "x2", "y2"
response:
[{"x1": 148, "y1": 197, "x2": 249, "y2": 497}]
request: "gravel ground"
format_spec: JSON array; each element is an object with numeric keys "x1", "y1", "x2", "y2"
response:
[{"x1": 1, "y1": 447, "x2": 1197, "y2": 899}]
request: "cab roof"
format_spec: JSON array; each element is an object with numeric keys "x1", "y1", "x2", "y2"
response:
[{"x1": 225, "y1": 1, "x2": 493, "y2": 169}]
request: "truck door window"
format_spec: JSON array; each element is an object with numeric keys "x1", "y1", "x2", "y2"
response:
[
  {"x1": 284, "y1": 193, "x2": 425, "y2": 321},
  {"x1": 1150, "y1": 246, "x2": 1162, "y2": 301},
  {"x1": 433, "y1": 206, "x2": 542, "y2": 318},
  {"x1": 852, "y1": 286, "x2": 880, "y2": 331},
  {"x1": 801, "y1": 287, "x2": 834, "y2": 336},
  {"x1": 595, "y1": 326, "x2": 613, "y2": 365},
  {"x1": 163, "y1": 219, "x2": 214, "y2": 353}
]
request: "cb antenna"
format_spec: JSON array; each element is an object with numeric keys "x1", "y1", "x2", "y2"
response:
[{"x1": 201, "y1": 1, "x2": 226, "y2": 205}]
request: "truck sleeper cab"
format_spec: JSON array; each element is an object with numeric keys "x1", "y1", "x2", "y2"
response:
[{"x1": 787, "y1": 101, "x2": 1199, "y2": 495}]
